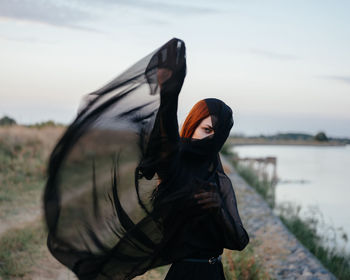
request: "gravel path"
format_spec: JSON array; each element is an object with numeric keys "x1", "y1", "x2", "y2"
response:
[{"x1": 230, "y1": 167, "x2": 337, "y2": 280}]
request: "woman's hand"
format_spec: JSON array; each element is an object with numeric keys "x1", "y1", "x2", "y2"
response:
[
  {"x1": 154, "y1": 38, "x2": 185, "y2": 93},
  {"x1": 157, "y1": 68, "x2": 173, "y2": 88},
  {"x1": 193, "y1": 183, "x2": 222, "y2": 212}
]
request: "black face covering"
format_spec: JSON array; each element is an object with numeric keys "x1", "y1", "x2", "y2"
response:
[
  {"x1": 180, "y1": 98, "x2": 233, "y2": 160},
  {"x1": 43, "y1": 38, "x2": 248, "y2": 280}
]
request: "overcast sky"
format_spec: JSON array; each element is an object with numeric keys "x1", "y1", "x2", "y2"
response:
[{"x1": 1, "y1": 0, "x2": 349, "y2": 137}]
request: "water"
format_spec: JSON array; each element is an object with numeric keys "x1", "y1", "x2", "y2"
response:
[{"x1": 233, "y1": 145, "x2": 350, "y2": 251}]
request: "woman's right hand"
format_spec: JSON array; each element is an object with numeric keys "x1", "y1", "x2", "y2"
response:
[{"x1": 193, "y1": 183, "x2": 222, "y2": 214}]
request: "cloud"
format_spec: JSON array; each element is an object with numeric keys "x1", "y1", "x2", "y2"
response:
[
  {"x1": 86, "y1": 0, "x2": 218, "y2": 15},
  {"x1": 249, "y1": 49, "x2": 300, "y2": 61},
  {"x1": 124, "y1": 0, "x2": 218, "y2": 15},
  {"x1": 0, "y1": 34, "x2": 58, "y2": 44},
  {"x1": 0, "y1": 0, "x2": 218, "y2": 32},
  {"x1": 0, "y1": 0, "x2": 95, "y2": 31},
  {"x1": 321, "y1": 75, "x2": 350, "y2": 85}
]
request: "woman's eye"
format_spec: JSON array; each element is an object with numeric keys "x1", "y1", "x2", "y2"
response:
[{"x1": 204, "y1": 128, "x2": 212, "y2": 133}]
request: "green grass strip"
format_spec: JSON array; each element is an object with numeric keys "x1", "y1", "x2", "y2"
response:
[{"x1": 0, "y1": 221, "x2": 45, "y2": 279}]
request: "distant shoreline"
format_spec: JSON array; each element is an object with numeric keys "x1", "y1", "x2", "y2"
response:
[
  {"x1": 229, "y1": 138, "x2": 348, "y2": 147},
  {"x1": 1, "y1": 124, "x2": 348, "y2": 147}
]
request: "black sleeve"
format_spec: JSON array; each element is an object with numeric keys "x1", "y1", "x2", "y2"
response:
[
  {"x1": 140, "y1": 39, "x2": 186, "y2": 181},
  {"x1": 215, "y1": 171, "x2": 249, "y2": 251}
]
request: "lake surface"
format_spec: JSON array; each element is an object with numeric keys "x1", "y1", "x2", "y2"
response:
[{"x1": 233, "y1": 145, "x2": 350, "y2": 251}]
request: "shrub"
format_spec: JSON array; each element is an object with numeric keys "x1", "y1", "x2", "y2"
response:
[{"x1": 0, "y1": 116, "x2": 16, "y2": 126}]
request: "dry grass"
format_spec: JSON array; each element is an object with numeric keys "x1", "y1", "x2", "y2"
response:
[
  {"x1": 0, "y1": 126, "x2": 65, "y2": 220},
  {"x1": 0, "y1": 125, "x2": 66, "y2": 278},
  {"x1": 223, "y1": 244, "x2": 271, "y2": 280},
  {"x1": 0, "y1": 221, "x2": 45, "y2": 279},
  {"x1": 0, "y1": 125, "x2": 65, "y2": 160}
]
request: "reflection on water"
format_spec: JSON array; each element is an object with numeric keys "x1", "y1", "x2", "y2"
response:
[{"x1": 233, "y1": 144, "x2": 350, "y2": 251}]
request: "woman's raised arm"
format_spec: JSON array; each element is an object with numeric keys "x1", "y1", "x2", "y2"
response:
[{"x1": 140, "y1": 39, "x2": 186, "y2": 181}]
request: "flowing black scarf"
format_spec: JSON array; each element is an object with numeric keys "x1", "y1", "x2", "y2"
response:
[{"x1": 44, "y1": 38, "x2": 248, "y2": 280}]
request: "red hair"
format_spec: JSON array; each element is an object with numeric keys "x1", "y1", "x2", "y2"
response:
[{"x1": 180, "y1": 100, "x2": 210, "y2": 138}]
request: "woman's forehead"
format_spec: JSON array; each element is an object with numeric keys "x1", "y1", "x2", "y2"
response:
[
  {"x1": 200, "y1": 115, "x2": 219, "y2": 130},
  {"x1": 200, "y1": 116, "x2": 212, "y2": 126}
]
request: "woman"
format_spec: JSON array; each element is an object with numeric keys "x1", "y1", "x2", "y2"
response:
[
  {"x1": 148, "y1": 96, "x2": 249, "y2": 279},
  {"x1": 44, "y1": 38, "x2": 248, "y2": 280}
]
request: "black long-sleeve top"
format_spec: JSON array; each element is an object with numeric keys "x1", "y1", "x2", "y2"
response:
[{"x1": 140, "y1": 67, "x2": 249, "y2": 262}]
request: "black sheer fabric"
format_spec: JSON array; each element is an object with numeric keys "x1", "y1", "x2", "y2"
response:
[{"x1": 44, "y1": 38, "x2": 249, "y2": 280}]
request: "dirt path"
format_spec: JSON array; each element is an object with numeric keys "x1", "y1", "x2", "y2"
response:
[{"x1": 0, "y1": 208, "x2": 42, "y2": 237}]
